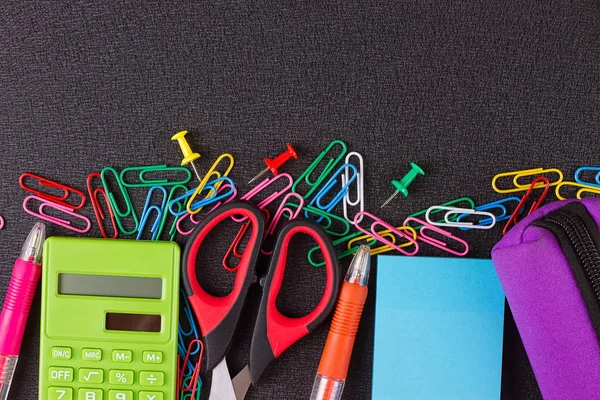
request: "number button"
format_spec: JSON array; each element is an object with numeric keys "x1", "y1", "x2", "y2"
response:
[
  {"x1": 112, "y1": 350, "x2": 133, "y2": 363},
  {"x1": 109, "y1": 390, "x2": 133, "y2": 400},
  {"x1": 139, "y1": 371, "x2": 164, "y2": 387},
  {"x1": 48, "y1": 387, "x2": 73, "y2": 400},
  {"x1": 109, "y1": 369, "x2": 134, "y2": 385},
  {"x1": 138, "y1": 392, "x2": 163, "y2": 400},
  {"x1": 49, "y1": 367, "x2": 74, "y2": 382},
  {"x1": 51, "y1": 347, "x2": 72, "y2": 360},
  {"x1": 143, "y1": 351, "x2": 163, "y2": 364},
  {"x1": 82, "y1": 348, "x2": 103, "y2": 361},
  {"x1": 79, "y1": 368, "x2": 104, "y2": 384},
  {"x1": 78, "y1": 388, "x2": 103, "y2": 400}
]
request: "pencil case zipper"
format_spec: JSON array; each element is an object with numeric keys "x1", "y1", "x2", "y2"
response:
[{"x1": 533, "y1": 202, "x2": 600, "y2": 340}]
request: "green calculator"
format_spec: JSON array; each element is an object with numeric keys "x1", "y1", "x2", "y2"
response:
[{"x1": 39, "y1": 238, "x2": 180, "y2": 400}]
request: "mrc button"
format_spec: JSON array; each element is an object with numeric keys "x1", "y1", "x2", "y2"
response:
[{"x1": 82, "y1": 348, "x2": 102, "y2": 361}]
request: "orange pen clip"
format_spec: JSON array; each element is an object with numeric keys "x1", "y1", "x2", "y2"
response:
[{"x1": 503, "y1": 176, "x2": 550, "y2": 235}]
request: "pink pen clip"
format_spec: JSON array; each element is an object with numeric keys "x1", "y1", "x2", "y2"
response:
[
  {"x1": 261, "y1": 192, "x2": 304, "y2": 255},
  {"x1": 404, "y1": 217, "x2": 469, "y2": 256},
  {"x1": 176, "y1": 183, "x2": 237, "y2": 236},
  {"x1": 354, "y1": 211, "x2": 420, "y2": 256},
  {"x1": 232, "y1": 173, "x2": 293, "y2": 223},
  {"x1": 23, "y1": 195, "x2": 91, "y2": 234}
]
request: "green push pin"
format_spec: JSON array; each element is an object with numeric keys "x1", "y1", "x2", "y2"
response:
[{"x1": 381, "y1": 162, "x2": 425, "y2": 208}]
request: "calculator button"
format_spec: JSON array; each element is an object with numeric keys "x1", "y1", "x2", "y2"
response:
[
  {"x1": 49, "y1": 366, "x2": 74, "y2": 382},
  {"x1": 138, "y1": 392, "x2": 163, "y2": 400},
  {"x1": 112, "y1": 350, "x2": 133, "y2": 363},
  {"x1": 139, "y1": 371, "x2": 164, "y2": 387},
  {"x1": 142, "y1": 351, "x2": 163, "y2": 364},
  {"x1": 79, "y1": 368, "x2": 104, "y2": 384},
  {"x1": 48, "y1": 386, "x2": 73, "y2": 400},
  {"x1": 78, "y1": 388, "x2": 103, "y2": 400},
  {"x1": 82, "y1": 348, "x2": 103, "y2": 361},
  {"x1": 109, "y1": 369, "x2": 135, "y2": 385},
  {"x1": 51, "y1": 347, "x2": 72, "y2": 360},
  {"x1": 108, "y1": 390, "x2": 133, "y2": 400}
]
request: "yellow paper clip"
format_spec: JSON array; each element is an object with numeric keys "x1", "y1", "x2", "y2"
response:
[
  {"x1": 492, "y1": 168, "x2": 563, "y2": 193},
  {"x1": 186, "y1": 153, "x2": 234, "y2": 214},
  {"x1": 555, "y1": 182, "x2": 600, "y2": 200}
]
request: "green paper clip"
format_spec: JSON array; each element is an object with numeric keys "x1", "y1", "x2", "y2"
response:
[
  {"x1": 157, "y1": 184, "x2": 189, "y2": 240},
  {"x1": 308, "y1": 230, "x2": 377, "y2": 267},
  {"x1": 408, "y1": 197, "x2": 475, "y2": 228},
  {"x1": 284, "y1": 202, "x2": 351, "y2": 237},
  {"x1": 120, "y1": 165, "x2": 192, "y2": 188},
  {"x1": 100, "y1": 167, "x2": 139, "y2": 235},
  {"x1": 292, "y1": 140, "x2": 347, "y2": 199}
]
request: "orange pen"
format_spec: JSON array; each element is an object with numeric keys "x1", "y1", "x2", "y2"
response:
[{"x1": 310, "y1": 245, "x2": 371, "y2": 400}]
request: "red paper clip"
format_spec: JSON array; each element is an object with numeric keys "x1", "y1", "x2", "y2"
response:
[
  {"x1": 86, "y1": 173, "x2": 118, "y2": 239},
  {"x1": 178, "y1": 339, "x2": 204, "y2": 399},
  {"x1": 20, "y1": 172, "x2": 86, "y2": 209},
  {"x1": 503, "y1": 176, "x2": 550, "y2": 235}
]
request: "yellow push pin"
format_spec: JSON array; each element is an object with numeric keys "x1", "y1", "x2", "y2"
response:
[{"x1": 171, "y1": 130, "x2": 202, "y2": 181}]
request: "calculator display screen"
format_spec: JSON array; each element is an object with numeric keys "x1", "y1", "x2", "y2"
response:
[
  {"x1": 105, "y1": 312, "x2": 162, "y2": 332},
  {"x1": 58, "y1": 273, "x2": 163, "y2": 299}
]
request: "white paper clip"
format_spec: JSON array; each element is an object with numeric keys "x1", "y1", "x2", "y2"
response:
[
  {"x1": 342, "y1": 152, "x2": 364, "y2": 225},
  {"x1": 425, "y1": 206, "x2": 497, "y2": 230}
]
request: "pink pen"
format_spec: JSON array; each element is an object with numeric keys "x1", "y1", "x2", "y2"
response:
[{"x1": 0, "y1": 223, "x2": 45, "y2": 400}]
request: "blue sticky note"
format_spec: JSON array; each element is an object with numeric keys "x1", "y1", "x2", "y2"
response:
[{"x1": 372, "y1": 256, "x2": 505, "y2": 400}]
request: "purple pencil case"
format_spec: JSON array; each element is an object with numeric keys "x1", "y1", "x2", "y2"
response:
[{"x1": 492, "y1": 199, "x2": 600, "y2": 399}]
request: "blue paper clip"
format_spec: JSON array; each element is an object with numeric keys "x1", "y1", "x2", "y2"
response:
[
  {"x1": 137, "y1": 186, "x2": 168, "y2": 240},
  {"x1": 455, "y1": 197, "x2": 522, "y2": 230},
  {"x1": 573, "y1": 166, "x2": 600, "y2": 188},
  {"x1": 168, "y1": 177, "x2": 235, "y2": 217},
  {"x1": 178, "y1": 290, "x2": 201, "y2": 376},
  {"x1": 307, "y1": 163, "x2": 358, "y2": 221}
]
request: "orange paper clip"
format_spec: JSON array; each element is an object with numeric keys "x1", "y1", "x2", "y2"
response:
[
  {"x1": 86, "y1": 172, "x2": 118, "y2": 239},
  {"x1": 20, "y1": 172, "x2": 86, "y2": 209},
  {"x1": 503, "y1": 176, "x2": 550, "y2": 235}
]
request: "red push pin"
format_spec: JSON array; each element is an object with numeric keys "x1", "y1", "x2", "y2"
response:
[{"x1": 248, "y1": 144, "x2": 298, "y2": 184}]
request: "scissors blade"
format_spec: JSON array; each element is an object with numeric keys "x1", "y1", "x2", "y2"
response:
[
  {"x1": 208, "y1": 359, "x2": 237, "y2": 400},
  {"x1": 232, "y1": 365, "x2": 252, "y2": 400}
]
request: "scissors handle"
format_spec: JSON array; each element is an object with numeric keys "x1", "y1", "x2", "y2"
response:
[
  {"x1": 181, "y1": 201, "x2": 266, "y2": 371},
  {"x1": 248, "y1": 219, "x2": 341, "y2": 384}
]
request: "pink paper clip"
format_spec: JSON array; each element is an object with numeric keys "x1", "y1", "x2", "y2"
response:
[
  {"x1": 404, "y1": 217, "x2": 469, "y2": 256},
  {"x1": 23, "y1": 195, "x2": 91, "y2": 233},
  {"x1": 0, "y1": 215, "x2": 4, "y2": 230},
  {"x1": 354, "y1": 211, "x2": 419, "y2": 256},
  {"x1": 232, "y1": 173, "x2": 293, "y2": 222},
  {"x1": 261, "y1": 192, "x2": 304, "y2": 255},
  {"x1": 176, "y1": 183, "x2": 237, "y2": 236}
]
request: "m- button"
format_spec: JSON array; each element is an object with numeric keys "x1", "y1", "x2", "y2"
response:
[{"x1": 112, "y1": 350, "x2": 133, "y2": 363}]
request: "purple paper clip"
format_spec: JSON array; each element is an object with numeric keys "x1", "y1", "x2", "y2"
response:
[
  {"x1": 23, "y1": 195, "x2": 91, "y2": 233},
  {"x1": 404, "y1": 217, "x2": 469, "y2": 256}
]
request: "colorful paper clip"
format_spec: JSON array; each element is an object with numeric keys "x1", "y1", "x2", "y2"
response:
[
  {"x1": 262, "y1": 192, "x2": 305, "y2": 255},
  {"x1": 308, "y1": 163, "x2": 358, "y2": 221},
  {"x1": 0, "y1": 215, "x2": 4, "y2": 230},
  {"x1": 179, "y1": 338, "x2": 204, "y2": 400},
  {"x1": 354, "y1": 211, "x2": 419, "y2": 256},
  {"x1": 169, "y1": 177, "x2": 235, "y2": 217},
  {"x1": 408, "y1": 197, "x2": 476, "y2": 227},
  {"x1": 425, "y1": 206, "x2": 497, "y2": 230},
  {"x1": 23, "y1": 195, "x2": 91, "y2": 233},
  {"x1": 573, "y1": 167, "x2": 600, "y2": 188},
  {"x1": 503, "y1": 176, "x2": 550, "y2": 234},
  {"x1": 20, "y1": 172, "x2": 86, "y2": 210},
  {"x1": 177, "y1": 183, "x2": 238, "y2": 236},
  {"x1": 187, "y1": 153, "x2": 234, "y2": 214},
  {"x1": 222, "y1": 208, "x2": 270, "y2": 272},
  {"x1": 285, "y1": 203, "x2": 351, "y2": 237},
  {"x1": 232, "y1": 173, "x2": 293, "y2": 222},
  {"x1": 120, "y1": 165, "x2": 192, "y2": 187},
  {"x1": 556, "y1": 181, "x2": 600, "y2": 200},
  {"x1": 492, "y1": 168, "x2": 563, "y2": 193},
  {"x1": 178, "y1": 291, "x2": 202, "y2": 376},
  {"x1": 86, "y1": 172, "x2": 118, "y2": 239},
  {"x1": 292, "y1": 140, "x2": 347, "y2": 199},
  {"x1": 137, "y1": 186, "x2": 168, "y2": 241},
  {"x1": 101, "y1": 167, "x2": 139, "y2": 235},
  {"x1": 342, "y1": 152, "x2": 364, "y2": 225},
  {"x1": 156, "y1": 184, "x2": 189, "y2": 241},
  {"x1": 404, "y1": 217, "x2": 469, "y2": 256},
  {"x1": 455, "y1": 197, "x2": 522, "y2": 230}
]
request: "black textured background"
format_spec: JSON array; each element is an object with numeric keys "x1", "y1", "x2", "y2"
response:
[{"x1": 1, "y1": 1, "x2": 599, "y2": 399}]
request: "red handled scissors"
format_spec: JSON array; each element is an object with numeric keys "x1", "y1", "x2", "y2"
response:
[{"x1": 182, "y1": 201, "x2": 340, "y2": 400}]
